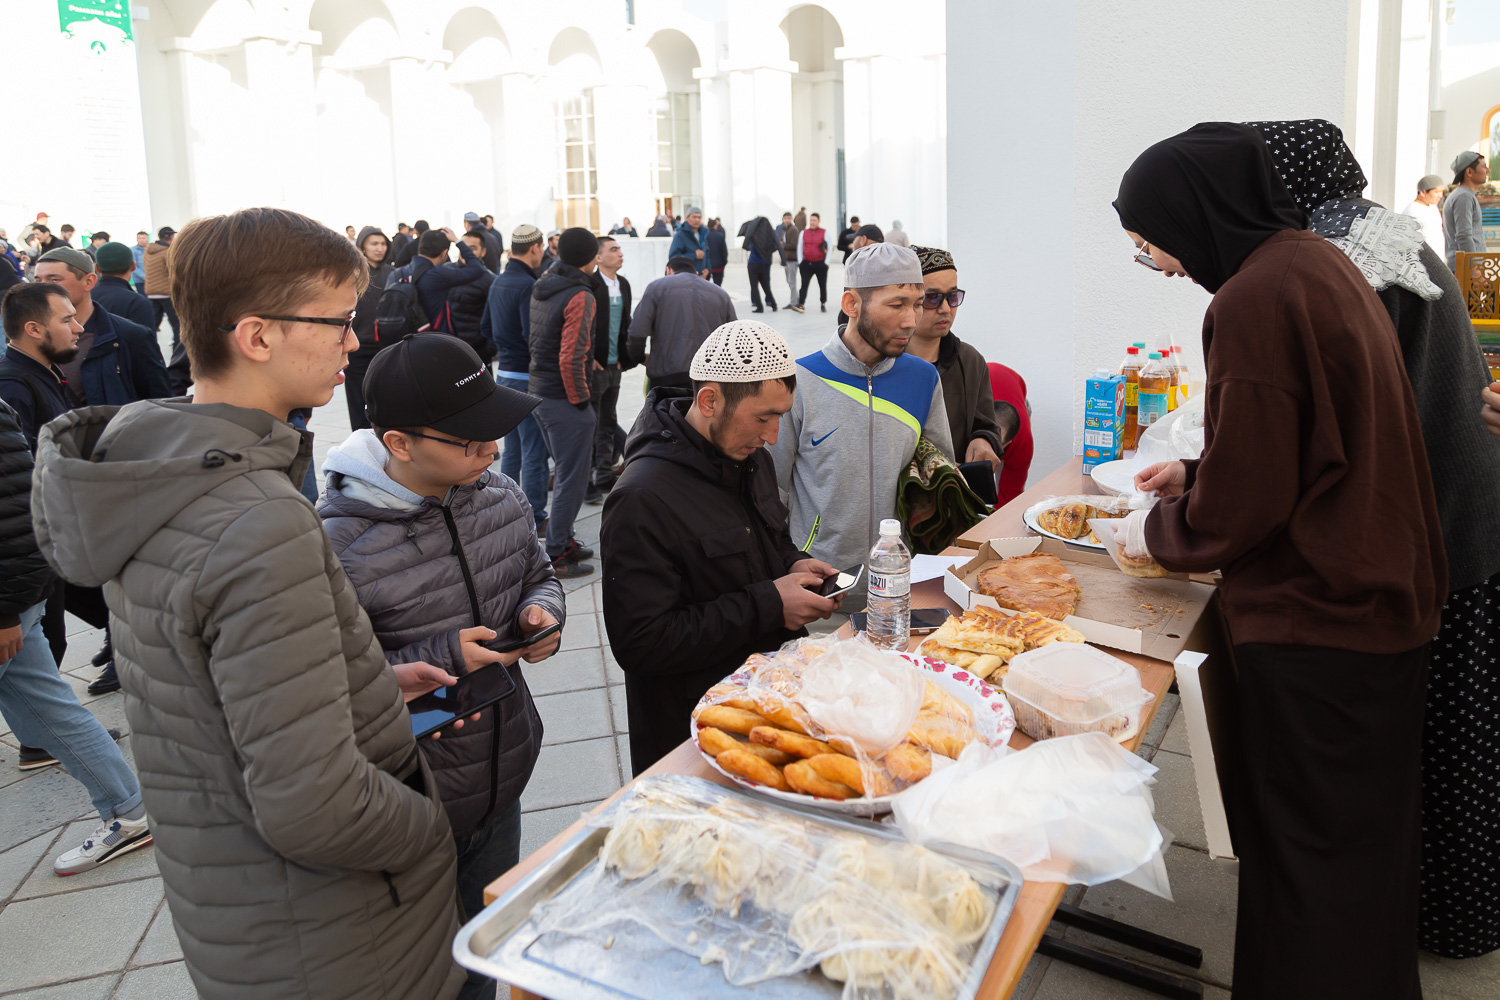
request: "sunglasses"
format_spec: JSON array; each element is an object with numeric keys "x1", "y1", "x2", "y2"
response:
[
  {"x1": 1132, "y1": 244, "x2": 1164, "y2": 272},
  {"x1": 217, "y1": 314, "x2": 356, "y2": 338},
  {"x1": 920, "y1": 289, "x2": 966, "y2": 309}
]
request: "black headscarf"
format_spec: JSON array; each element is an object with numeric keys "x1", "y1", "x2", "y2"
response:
[
  {"x1": 1113, "y1": 122, "x2": 1308, "y2": 294},
  {"x1": 1244, "y1": 119, "x2": 1369, "y2": 236}
]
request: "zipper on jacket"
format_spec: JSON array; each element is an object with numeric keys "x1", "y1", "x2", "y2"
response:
[
  {"x1": 439, "y1": 488, "x2": 484, "y2": 628},
  {"x1": 867, "y1": 370, "x2": 876, "y2": 553}
]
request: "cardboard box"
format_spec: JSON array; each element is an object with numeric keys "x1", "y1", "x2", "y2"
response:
[
  {"x1": 1083, "y1": 373, "x2": 1125, "y2": 473},
  {"x1": 943, "y1": 536, "x2": 1217, "y2": 662}
]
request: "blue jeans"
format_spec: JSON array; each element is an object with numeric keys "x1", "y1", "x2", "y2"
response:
[
  {"x1": 0, "y1": 603, "x2": 142, "y2": 823},
  {"x1": 454, "y1": 801, "x2": 522, "y2": 1000},
  {"x1": 496, "y1": 376, "x2": 550, "y2": 527}
]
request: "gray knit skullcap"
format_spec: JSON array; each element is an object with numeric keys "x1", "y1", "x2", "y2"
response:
[{"x1": 843, "y1": 242, "x2": 922, "y2": 288}]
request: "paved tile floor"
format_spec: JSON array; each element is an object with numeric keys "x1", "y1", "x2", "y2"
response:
[{"x1": 3, "y1": 261, "x2": 1497, "y2": 997}]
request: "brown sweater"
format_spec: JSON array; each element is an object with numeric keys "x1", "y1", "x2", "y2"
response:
[{"x1": 1145, "y1": 230, "x2": 1445, "y2": 653}]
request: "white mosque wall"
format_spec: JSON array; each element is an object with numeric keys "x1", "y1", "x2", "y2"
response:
[
  {"x1": 34, "y1": 0, "x2": 947, "y2": 251},
  {"x1": 949, "y1": 0, "x2": 1355, "y2": 481}
]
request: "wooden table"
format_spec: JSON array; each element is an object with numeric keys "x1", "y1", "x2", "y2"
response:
[
  {"x1": 482, "y1": 559, "x2": 1179, "y2": 1000},
  {"x1": 957, "y1": 455, "x2": 1100, "y2": 549}
]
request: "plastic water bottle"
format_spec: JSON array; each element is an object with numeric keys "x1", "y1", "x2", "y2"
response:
[{"x1": 866, "y1": 519, "x2": 911, "y2": 650}]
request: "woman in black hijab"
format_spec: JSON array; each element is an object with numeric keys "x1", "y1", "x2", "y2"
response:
[
  {"x1": 1249, "y1": 119, "x2": 1500, "y2": 961},
  {"x1": 1114, "y1": 122, "x2": 1446, "y2": 1000}
]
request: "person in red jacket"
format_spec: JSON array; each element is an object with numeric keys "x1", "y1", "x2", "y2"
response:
[
  {"x1": 1116, "y1": 122, "x2": 1444, "y2": 1000},
  {"x1": 794, "y1": 212, "x2": 830, "y2": 312},
  {"x1": 986, "y1": 362, "x2": 1032, "y2": 505}
]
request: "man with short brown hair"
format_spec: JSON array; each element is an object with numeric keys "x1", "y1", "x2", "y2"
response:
[{"x1": 31, "y1": 207, "x2": 467, "y2": 1000}]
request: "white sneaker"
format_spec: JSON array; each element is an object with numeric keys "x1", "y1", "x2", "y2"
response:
[{"x1": 53, "y1": 816, "x2": 152, "y2": 876}]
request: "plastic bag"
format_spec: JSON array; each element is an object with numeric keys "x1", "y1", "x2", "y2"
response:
[
  {"x1": 693, "y1": 636, "x2": 994, "y2": 803},
  {"x1": 527, "y1": 775, "x2": 1011, "y2": 1000},
  {"x1": 1132, "y1": 392, "x2": 1205, "y2": 477},
  {"x1": 892, "y1": 733, "x2": 1174, "y2": 900}
]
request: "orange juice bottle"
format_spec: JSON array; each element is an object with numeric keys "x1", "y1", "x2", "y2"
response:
[
  {"x1": 1137, "y1": 352, "x2": 1171, "y2": 430},
  {"x1": 1160, "y1": 346, "x2": 1182, "y2": 411},
  {"x1": 1120, "y1": 346, "x2": 1143, "y2": 450}
]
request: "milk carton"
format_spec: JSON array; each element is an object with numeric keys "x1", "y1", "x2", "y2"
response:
[{"x1": 1083, "y1": 371, "x2": 1125, "y2": 472}]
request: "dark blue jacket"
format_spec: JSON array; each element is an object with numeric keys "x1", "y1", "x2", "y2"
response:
[
  {"x1": 668, "y1": 224, "x2": 707, "y2": 266},
  {"x1": 705, "y1": 227, "x2": 729, "y2": 270},
  {"x1": 79, "y1": 306, "x2": 172, "y2": 407},
  {"x1": 482, "y1": 258, "x2": 539, "y2": 377},
  {"x1": 92, "y1": 276, "x2": 156, "y2": 333},
  {"x1": 415, "y1": 239, "x2": 486, "y2": 324},
  {"x1": 0, "y1": 348, "x2": 70, "y2": 452}
]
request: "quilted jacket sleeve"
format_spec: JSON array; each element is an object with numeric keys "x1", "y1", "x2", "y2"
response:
[
  {"x1": 199, "y1": 497, "x2": 446, "y2": 874},
  {"x1": 0, "y1": 400, "x2": 53, "y2": 627}
]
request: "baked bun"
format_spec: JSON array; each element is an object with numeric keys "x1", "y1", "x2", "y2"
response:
[
  {"x1": 1117, "y1": 549, "x2": 1170, "y2": 578},
  {"x1": 1037, "y1": 502, "x2": 1088, "y2": 539}
]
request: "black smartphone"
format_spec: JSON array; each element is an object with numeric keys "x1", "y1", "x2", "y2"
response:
[
  {"x1": 816, "y1": 565, "x2": 864, "y2": 598},
  {"x1": 850, "y1": 608, "x2": 951, "y2": 635},
  {"x1": 407, "y1": 661, "x2": 518, "y2": 739},
  {"x1": 482, "y1": 621, "x2": 563, "y2": 654}
]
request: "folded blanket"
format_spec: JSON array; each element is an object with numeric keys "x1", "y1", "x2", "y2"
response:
[{"x1": 896, "y1": 436, "x2": 989, "y2": 554}]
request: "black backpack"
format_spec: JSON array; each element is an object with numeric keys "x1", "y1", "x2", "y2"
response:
[{"x1": 373, "y1": 258, "x2": 433, "y2": 344}]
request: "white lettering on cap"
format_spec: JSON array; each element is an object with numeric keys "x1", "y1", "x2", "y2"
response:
[{"x1": 454, "y1": 369, "x2": 484, "y2": 388}]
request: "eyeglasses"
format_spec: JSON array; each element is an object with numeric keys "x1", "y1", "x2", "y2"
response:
[
  {"x1": 217, "y1": 314, "x2": 356, "y2": 338},
  {"x1": 401, "y1": 430, "x2": 485, "y2": 457},
  {"x1": 920, "y1": 289, "x2": 966, "y2": 310},
  {"x1": 1132, "y1": 244, "x2": 1164, "y2": 272}
]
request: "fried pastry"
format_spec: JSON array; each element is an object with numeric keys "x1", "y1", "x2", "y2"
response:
[
  {"x1": 716, "y1": 748, "x2": 791, "y2": 791},
  {"x1": 698, "y1": 727, "x2": 794, "y2": 765},
  {"x1": 805, "y1": 753, "x2": 897, "y2": 797},
  {"x1": 1036, "y1": 501, "x2": 1089, "y2": 539},
  {"x1": 883, "y1": 743, "x2": 933, "y2": 783},
  {"x1": 749, "y1": 725, "x2": 836, "y2": 759},
  {"x1": 784, "y1": 760, "x2": 856, "y2": 799},
  {"x1": 975, "y1": 553, "x2": 1082, "y2": 620},
  {"x1": 906, "y1": 714, "x2": 981, "y2": 759},
  {"x1": 695, "y1": 705, "x2": 771, "y2": 735}
]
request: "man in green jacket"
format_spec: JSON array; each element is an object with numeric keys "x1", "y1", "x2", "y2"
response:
[{"x1": 31, "y1": 208, "x2": 466, "y2": 1000}]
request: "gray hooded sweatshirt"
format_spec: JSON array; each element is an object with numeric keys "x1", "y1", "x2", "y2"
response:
[{"x1": 31, "y1": 401, "x2": 464, "y2": 1000}]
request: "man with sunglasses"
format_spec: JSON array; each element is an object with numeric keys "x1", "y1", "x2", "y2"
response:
[
  {"x1": 321, "y1": 332, "x2": 562, "y2": 1000},
  {"x1": 907, "y1": 246, "x2": 1008, "y2": 474},
  {"x1": 31, "y1": 208, "x2": 468, "y2": 1000}
]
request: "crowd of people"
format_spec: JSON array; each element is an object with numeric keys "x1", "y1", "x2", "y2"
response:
[{"x1": 0, "y1": 121, "x2": 1497, "y2": 1000}]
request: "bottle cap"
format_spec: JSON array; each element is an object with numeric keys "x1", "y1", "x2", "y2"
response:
[
  {"x1": 1126, "y1": 346, "x2": 1139, "y2": 355},
  {"x1": 1149, "y1": 352, "x2": 1162, "y2": 360},
  {"x1": 879, "y1": 518, "x2": 901, "y2": 535},
  {"x1": 1133, "y1": 341, "x2": 1146, "y2": 349}
]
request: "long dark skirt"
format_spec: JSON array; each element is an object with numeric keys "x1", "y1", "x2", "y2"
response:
[
  {"x1": 1420, "y1": 573, "x2": 1500, "y2": 958},
  {"x1": 1230, "y1": 642, "x2": 1428, "y2": 1000}
]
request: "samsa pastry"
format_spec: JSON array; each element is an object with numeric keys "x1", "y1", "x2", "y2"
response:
[{"x1": 1036, "y1": 500, "x2": 1089, "y2": 539}]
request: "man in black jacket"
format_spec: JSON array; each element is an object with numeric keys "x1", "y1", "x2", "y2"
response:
[
  {"x1": 463, "y1": 213, "x2": 503, "y2": 274},
  {"x1": 445, "y1": 231, "x2": 497, "y2": 365},
  {"x1": 345, "y1": 226, "x2": 394, "y2": 429},
  {"x1": 588, "y1": 236, "x2": 633, "y2": 498},
  {"x1": 600, "y1": 321, "x2": 841, "y2": 774},
  {"x1": 90, "y1": 243, "x2": 157, "y2": 332}
]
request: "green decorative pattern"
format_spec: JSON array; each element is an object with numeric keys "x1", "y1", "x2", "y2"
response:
[{"x1": 58, "y1": 0, "x2": 133, "y2": 42}]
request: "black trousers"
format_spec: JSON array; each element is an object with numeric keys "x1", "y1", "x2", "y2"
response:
[
  {"x1": 747, "y1": 262, "x2": 776, "y2": 310},
  {"x1": 1229, "y1": 641, "x2": 1428, "y2": 1000},
  {"x1": 344, "y1": 354, "x2": 373, "y2": 430},
  {"x1": 590, "y1": 366, "x2": 622, "y2": 486},
  {"x1": 624, "y1": 665, "x2": 726, "y2": 777},
  {"x1": 151, "y1": 297, "x2": 180, "y2": 345},
  {"x1": 709, "y1": 270, "x2": 724, "y2": 286},
  {"x1": 798, "y1": 260, "x2": 828, "y2": 305}
]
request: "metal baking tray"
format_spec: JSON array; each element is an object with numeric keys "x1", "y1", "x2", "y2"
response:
[{"x1": 453, "y1": 775, "x2": 1024, "y2": 1000}]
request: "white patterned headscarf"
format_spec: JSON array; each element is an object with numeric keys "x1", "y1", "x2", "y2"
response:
[{"x1": 1245, "y1": 119, "x2": 1442, "y2": 301}]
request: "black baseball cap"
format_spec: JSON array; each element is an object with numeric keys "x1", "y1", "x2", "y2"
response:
[{"x1": 363, "y1": 334, "x2": 540, "y2": 441}]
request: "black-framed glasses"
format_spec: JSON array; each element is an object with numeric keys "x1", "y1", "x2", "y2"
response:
[
  {"x1": 920, "y1": 288, "x2": 966, "y2": 310},
  {"x1": 401, "y1": 430, "x2": 485, "y2": 457},
  {"x1": 217, "y1": 314, "x2": 355, "y2": 337},
  {"x1": 1132, "y1": 244, "x2": 1164, "y2": 272}
]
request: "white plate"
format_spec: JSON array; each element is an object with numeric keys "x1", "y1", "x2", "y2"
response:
[
  {"x1": 1090, "y1": 459, "x2": 1143, "y2": 498},
  {"x1": 1023, "y1": 500, "x2": 1107, "y2": 550},
  {"x1": 692, "y1": 653, "x2": 1015, "y2": 817}
]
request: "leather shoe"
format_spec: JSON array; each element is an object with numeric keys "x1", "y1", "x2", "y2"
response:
[{"x1": 87, "y1": 661, "x2": 120, "y2": 696}]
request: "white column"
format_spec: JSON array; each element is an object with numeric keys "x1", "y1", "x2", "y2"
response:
[
  {"x1": 696, "y1": 70, "x2": 734, "y2": 220},
  {"x1": 593, "y1": 81, "x2": 654, "y2": 231},
  {"x1": 240, "y1": 38, "x2": 318, "y2": 210},
  {"x1": 725, "y1": 65, "x2": 796, "y2": 225}
]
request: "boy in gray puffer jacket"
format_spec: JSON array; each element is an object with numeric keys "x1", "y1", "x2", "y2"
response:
[{"x1": 318, "y1": 334, "x2": 564, "y2": 1000}]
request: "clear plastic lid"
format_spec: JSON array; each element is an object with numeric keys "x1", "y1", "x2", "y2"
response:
[{"x1": 1001, "y1": 644, "x2": 1150, "y2": 725}]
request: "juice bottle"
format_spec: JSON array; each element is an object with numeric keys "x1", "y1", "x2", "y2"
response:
[
  {"x1": 1160, "y1": 345, "x2": 1181, "y2": 411},
  {"x1": 1172, "y1": 349, "x2": 1191, "y2": 407},
  {"x1": 1120, "y1": 346, "x2": 1142, "y2": 450},
  {"x1": 1137, "y1": 352, "x2": 1170, "y2": 431}
]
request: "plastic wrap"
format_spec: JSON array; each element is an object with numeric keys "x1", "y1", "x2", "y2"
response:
[
  {"x1": 691, "y1": 636, "x2": 1007, "y2": 810},
  {"x1": 892, "y1": 733, "x2": 1174, "y2": 899},
  {"x1": 1023, "y1": 494, "x2": 1136, "y2": 545},
  {"x1": 1131, "y1": 392, "x2": 1205, "y2": 474},
  {"x1": 1001, "y1": 644, "x2": 1153, "y2": 743},
  {"x1": 528, "y1": 775, "x2": 1010, "y2": 1000}
]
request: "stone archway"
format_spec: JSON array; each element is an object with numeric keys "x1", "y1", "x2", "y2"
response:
[
  {"x1": 645, "y1": 29, "x2": 703, "y2": 224},
  {"x1": 780, "y1": 4, "x2": 845, "y2": 232}
]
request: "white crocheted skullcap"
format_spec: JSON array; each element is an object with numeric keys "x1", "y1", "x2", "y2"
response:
[
  {"x1": 843, "y1": 241, "x2": 922, "y2": 288},
  {"x1": 689, "y1": 321, "x2": 796, "y2": 382}
]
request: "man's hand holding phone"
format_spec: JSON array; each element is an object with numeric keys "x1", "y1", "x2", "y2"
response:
[
  {"x1": 775, "y1": 571, "x2": 841, "y2": 629},
  {"x1": 516, "y1": 606, "x2": 562, "y2": 662}
]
